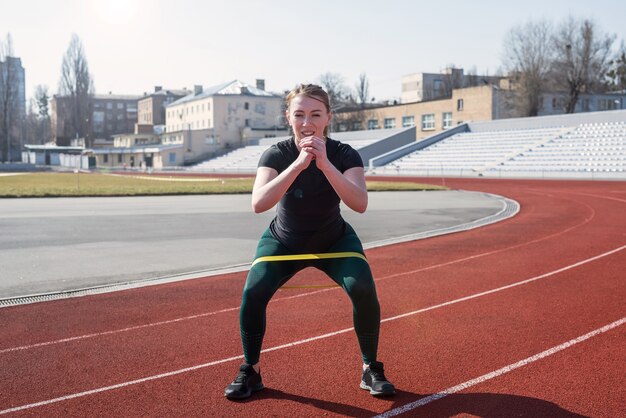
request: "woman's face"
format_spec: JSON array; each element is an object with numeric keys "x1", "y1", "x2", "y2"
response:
[{"x1": 286, "y1": 94, "x2": 332, "y2": 146}]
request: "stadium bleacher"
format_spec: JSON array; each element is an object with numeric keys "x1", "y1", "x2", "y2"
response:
[
  {"x1": 187, "y1": 128, "x2": 409, "y2": 174},
  {"x1": 186, "y1": 110, "x2": 626, "y2": 179},
  {"x1": 371, "y1": 110, "x2": 626, "y2": 179}
]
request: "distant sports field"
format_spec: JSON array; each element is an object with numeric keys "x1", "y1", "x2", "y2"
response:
[{"x1": 0, "y1": 172, "x2": 446, "y2": 197}]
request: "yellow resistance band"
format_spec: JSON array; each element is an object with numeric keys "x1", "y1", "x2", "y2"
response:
[{"x1": 251, "y1": 251, "x2": 367, "y2": 267}]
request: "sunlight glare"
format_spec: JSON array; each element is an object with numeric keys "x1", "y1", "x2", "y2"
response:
[{"x1": 94, "y1": 0, "x2": 140, "y2": 26}]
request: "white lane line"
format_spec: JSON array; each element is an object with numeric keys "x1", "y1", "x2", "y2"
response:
[
  {"x1": 0, "y1": 244, "x2": 623, "y2": 415},
  {"x1": 0, "y1": 289, "x2": 329, "y2": 354},
  {"x1": 0, "y1": 210, "x2": 611, "y2": 355},
  {"x1": 373, "y1": 317, "x2": 626, "y2": 418},
  {"x1": 0, "y1": 190, "x2": 592, "y2": 353},
  {"x1": 381, "y1": 244, "x2": 625, "y2": 324}
]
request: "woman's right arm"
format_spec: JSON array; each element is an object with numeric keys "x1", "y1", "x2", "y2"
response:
[{"x1": 251, "y1": 151, "x2": 312, "y2": 213}]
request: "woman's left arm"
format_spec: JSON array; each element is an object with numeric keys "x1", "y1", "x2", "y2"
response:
[{"x1": 321, "y1": 165, "x2": 368, "y2": 213}]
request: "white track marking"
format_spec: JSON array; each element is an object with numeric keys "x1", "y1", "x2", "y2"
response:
[
  {"x1": 0, "y1": 290, "x2": 329, "y2": 354},
  {"x1": 0, "y1": 188, "x2": 594, "y2": 353},
  {"x1": 381, "y1": 244, "x2": 625, "y2": 323},
  {"x1": 373, "y1": 317, "x2": 626, "y2": 418},
  {"x1": 0, "y1": 245, "x2": 623, "y2": 414},
  {"x1": 0, "y1": 210, "x2": 608, "y2": 355}
]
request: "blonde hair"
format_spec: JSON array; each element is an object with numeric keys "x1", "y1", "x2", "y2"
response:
[{"x1": 285, "y1": 84, "x2": 332, "y2": 136}]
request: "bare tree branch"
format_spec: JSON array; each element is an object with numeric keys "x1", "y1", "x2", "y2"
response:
[
  {"x1": 551, "y1": 17, "x2": 616, "y2": 113},
  {"x1": 355, "y1": 73, "x2": 370, "y2": 107},
  {"x1": 502, "y1": 20, "x2": 554, "y2": 116},
  {"x1": 58, "y1": 34, "x2": 95, "y2": 146}
]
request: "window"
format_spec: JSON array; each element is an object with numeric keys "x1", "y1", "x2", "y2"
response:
[
  {"x1": 103, "y1": 154, "x2": 108, "y2": 163},
  {"x1": 552, "y1": 97, "x2": 566, "y2": 110},
  {"x1": 598, "y1": 98, "x2": 618, "y2": 110},
  {"x1": 352, "y1": 121, "x2": 362, "y2": 130},
  {"x1": 384, "y1": 118, "x2": 396, "y2": 129},
  {"x1": 421, "y1": 114, "x2": 435, "y2": 130},
  {"x1": 434, "y1": 79, "x2": 444, "y2": 96},
  {"x1": 106, "y1": 102, "x2": 113, "y2": 109},
  {"x1": 457, "y1": 99, "x2": 464, "y2": 111},
  {"x1": 402, "y1": 116, "x2": 415, "y2": 127},
  {"x1": 367, "y1": 119, "x2": 379, "y2": 130},
  {"x1": 582, "y1": 98, "x2": 590, "y2": 111},
  {"x1": 168, "y1": 152, "x2": 176, "y2": 163},
  {"x1": 117, "y1": 103, "x2": 124, "y2": 109},
  {"x1": 244, "y1": 102, "x2": 249, "y2": 110},
  {"x1": 117, "y1": 154, "x2": 122, "y2": 163}
]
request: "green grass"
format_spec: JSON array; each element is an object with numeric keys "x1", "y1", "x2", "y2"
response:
[{"x1": 0, "y1": 172, "x2": 447, "y2": 197}]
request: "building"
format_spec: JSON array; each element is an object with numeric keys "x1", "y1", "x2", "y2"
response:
[
  {"x1": 51, "y1": 93, "x2": 141, "y2": 146},
  {"x1": 0, "y1": 56, "x2": 26, "y2": 161},
  {"x1": 137, "y1": 86, "x2": 188, "y2": 133},
  {"x1": 0, "y1": 56, "x2": 26, "y2": 116},
  {"x1": 337, "y1": 78, "x2": 626, "y2": 142},
  {"x1": 91, "y1": 80, "x2": 286, "y2": 170},
  {"x1": 335, "y1": 83, "x2": 515, "y2": 141},
  {"x1": 537, "y1": 92, "x2": 625, "y2": 116},
  {"x1": 401, "y1": 67, "x2": 504, "y2": 103},
  {"x1": 161, "y1": 79, "x2": 285, "y2": 164}
]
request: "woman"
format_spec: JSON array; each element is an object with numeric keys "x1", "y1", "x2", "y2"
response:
[{"x1": 224, "y1": 84, "x2": 395, "y2": 400}]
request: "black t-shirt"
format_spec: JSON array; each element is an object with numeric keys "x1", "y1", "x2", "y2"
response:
[{"x1": 258, "y1": 137, "x2": 364, "y2": 253}]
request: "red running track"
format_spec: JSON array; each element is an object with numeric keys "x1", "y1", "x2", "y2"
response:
[{"x1": 0, "y1": 178, "x2": 624, "y2": 417}]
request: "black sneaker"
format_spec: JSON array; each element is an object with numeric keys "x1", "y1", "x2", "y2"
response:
[
  {"x1": 360, "y1": 361, "x2": 396, "y2": 396},
  {"x1": 224, "y1": 363, "x2": 264, "y2": 400}
]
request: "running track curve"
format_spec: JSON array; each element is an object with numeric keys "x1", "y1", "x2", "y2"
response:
[{"x1": 0, "y1": 178, "x2": 624, "y2": 417}]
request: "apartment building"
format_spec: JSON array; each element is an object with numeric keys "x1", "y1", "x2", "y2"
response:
[
  {"x1": 92, "y1": 80, "x2": 285, "y2": 169},
  {"x1": 161, "y1": 79, "x2": 284, "y2": 162},
  {"x1": 51, "y1": 93, "x2": 141, "y2": 146},
  {"x1": 401, "y1": 67, "x2": 504, "y2": 103},
  {"x1": 137, "y1": 86, "x2": 188, "y2": 132},
  {"x1": 0, "y1": 56, "x2": 26, "y2": 160},
  {"x1": 0, "y1": 56, "x2": 26, "y2": 116},
  {"x1": 336, "y1": 84, "x2": 515, "y2": 141}
]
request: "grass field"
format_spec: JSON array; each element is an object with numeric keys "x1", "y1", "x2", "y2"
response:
[{"x1": 0, "y1": 172, "x2": 447, "y2": 197}]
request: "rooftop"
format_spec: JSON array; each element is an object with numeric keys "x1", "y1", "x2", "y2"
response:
[{"x1": 169, "y1": 80, "x2": 278, "y2": 106}]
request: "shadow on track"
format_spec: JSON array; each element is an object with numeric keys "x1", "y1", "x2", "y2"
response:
[
  {"x1": 230, "y1": 389, "x2": 589, "y2": 417},
  {"x1": 381, "y1": 390, "x2": 590, "y2": 417}
]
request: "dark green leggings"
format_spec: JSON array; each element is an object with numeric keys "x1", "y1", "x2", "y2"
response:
[{"x1": 240, "y1": 224, "x2": 380, "y2": 365}]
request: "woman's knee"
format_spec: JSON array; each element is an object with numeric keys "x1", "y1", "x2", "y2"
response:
[{"x1": 344, "y1": 274, "x2": 378, "y2": 303}]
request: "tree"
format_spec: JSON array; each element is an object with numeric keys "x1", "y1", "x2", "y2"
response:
[
  {"x1": 502, "y1": 20, "x2": 554, "y2": 116},
  {"x1": 34, "y1": 85, "x2": 50, "y2": 120},
  {"x1": 354, "y1": 73, "x2": 370, "y2": 107},
  {"x1": 33, "y1": 85, "x2": 51, "y2": 144},
  {"x1": 551, "y1": 17, "x2": 615, "y2": 113},
  {"x1": 0, "y1": 33, "x2": 20, "y2": 161},
  {"x1": 605, "y1": 42, "x2": 626, "y2": 92},
  {"x1": 318, "y1": 72, "x2": 348, "y2": 109},
  {"x1": 58, "y1": 34, "x2": 94, "y2": 146}
]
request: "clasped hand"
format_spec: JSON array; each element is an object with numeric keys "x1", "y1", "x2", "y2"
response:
[{"x1": 296, "y1": 136, "x2": 331, "y2": 171}]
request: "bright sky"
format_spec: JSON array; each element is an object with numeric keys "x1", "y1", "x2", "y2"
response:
[{"x1": 2, "y1": 0, "x2": 625, "y2": 104}]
